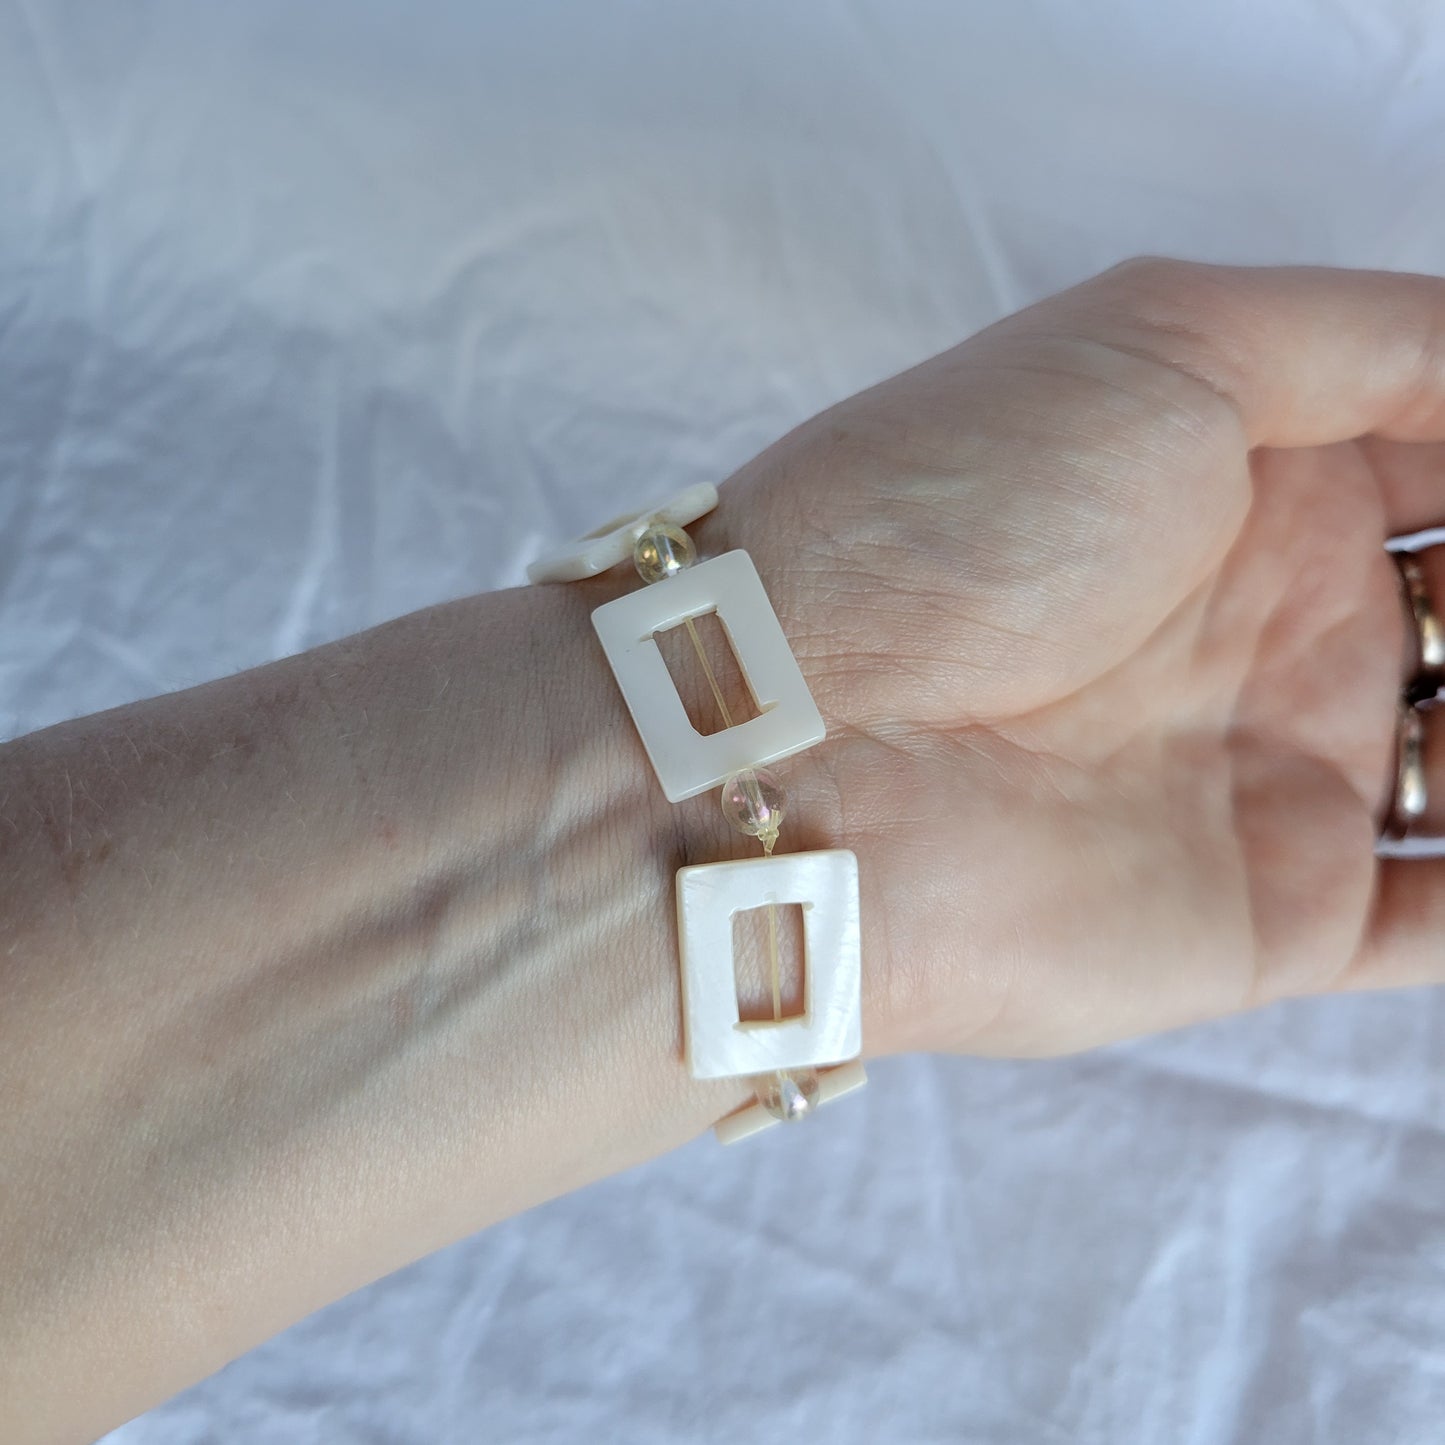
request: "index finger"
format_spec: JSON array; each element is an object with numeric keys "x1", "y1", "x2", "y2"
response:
[{"x1": 1048, "y1": 259, "x2": 1445, "y2": 450}]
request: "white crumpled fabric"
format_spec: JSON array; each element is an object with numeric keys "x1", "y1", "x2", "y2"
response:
[{"x1": 3, "y1": 3, "x2": 1444, "y2": 1441}]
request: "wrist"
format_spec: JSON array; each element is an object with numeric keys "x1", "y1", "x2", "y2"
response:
[{"x1": 530, "y1": 483, "x2": 898, "y2": 1100}]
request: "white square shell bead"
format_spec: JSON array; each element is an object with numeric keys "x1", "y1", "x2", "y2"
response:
[
  {"x1": 676, "y1": 849, "x2": 862, "y2": 1081},
  {"x1": 590, "y1": 549, "x2": 825, "y2": 802},
  {"x1": 526, "y1": 482, "x2": 718, "y2": 584}
]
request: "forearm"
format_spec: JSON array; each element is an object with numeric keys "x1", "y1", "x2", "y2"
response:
[{"x1": 0, "y1": 575, "x2": 762, "y2": 1441}]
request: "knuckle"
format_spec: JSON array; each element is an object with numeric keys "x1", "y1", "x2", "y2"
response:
[
  {"x1": 1105, "y1": 253, "x2": 1185, "y2": 286},
  {"x1": 1101, "y1": 255, "x2": 1221, "y2": 322},
  {"x1": 1085, "y1": 260, "x2": 1249, "y2": 415}
]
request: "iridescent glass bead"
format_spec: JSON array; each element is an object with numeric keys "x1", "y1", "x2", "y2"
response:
[
  {"x1": 719, "y1": 768, "x2": 786, "y2": 841},
  {"x1": 755, "y1": 1068, "x2": 821, "y2": 1122},
  {"x1": 632, "y1": 522, "x2": 697, "y2": 582}
]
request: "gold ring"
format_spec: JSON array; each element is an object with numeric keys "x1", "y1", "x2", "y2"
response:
[
  {"x1": 1395, "y1": 550, "x2": 1445, "y2": 700},
  {"x1": 1384, "y1": 700, "x2": 1428, "y2": 841}
]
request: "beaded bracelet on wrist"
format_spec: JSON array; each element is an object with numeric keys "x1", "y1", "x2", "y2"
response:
[{"x1": 529, "y1": 485, "x2": 865, "y2": 1145}]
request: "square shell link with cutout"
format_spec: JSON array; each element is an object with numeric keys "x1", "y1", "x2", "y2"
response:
[
  {"x1": 676, "y1": 849, "x2": 862, "y2": 1080},
  {"x1": 590, "y1": 550, "x2": 825, "y2": 802}
]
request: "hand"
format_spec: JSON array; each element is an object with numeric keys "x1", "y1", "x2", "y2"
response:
[
  {"x1": 8, "y1": 259, "x2": 1444, "y2": 1440},
  {"x1": 708, "y1": 260, "x2": 1445, "y2": 1057}
]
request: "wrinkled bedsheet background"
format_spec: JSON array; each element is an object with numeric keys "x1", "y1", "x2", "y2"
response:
[{"x1": 4, "y1": 3, "x2": 1445, "y2": 1442}]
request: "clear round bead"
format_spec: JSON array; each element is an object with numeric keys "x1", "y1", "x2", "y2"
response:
[
  {"x1": 719, "y1": 768, "x2": 786, "y2": 841},
  {"x1": 755, "y1": 1068, "x2": 821, "y2": 1122},
  {"x1": 633, "y1": 522, "x2": 697, "y2": 582}
]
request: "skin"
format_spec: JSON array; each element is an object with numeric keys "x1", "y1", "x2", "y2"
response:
[{"x1": 2, "y1": 260, "x2": 1443, "y2": 1441}]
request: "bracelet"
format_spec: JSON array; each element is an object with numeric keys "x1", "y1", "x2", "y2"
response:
[{"x1": 528, "y1": 485, "x2": 866, "y2": 1144}]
